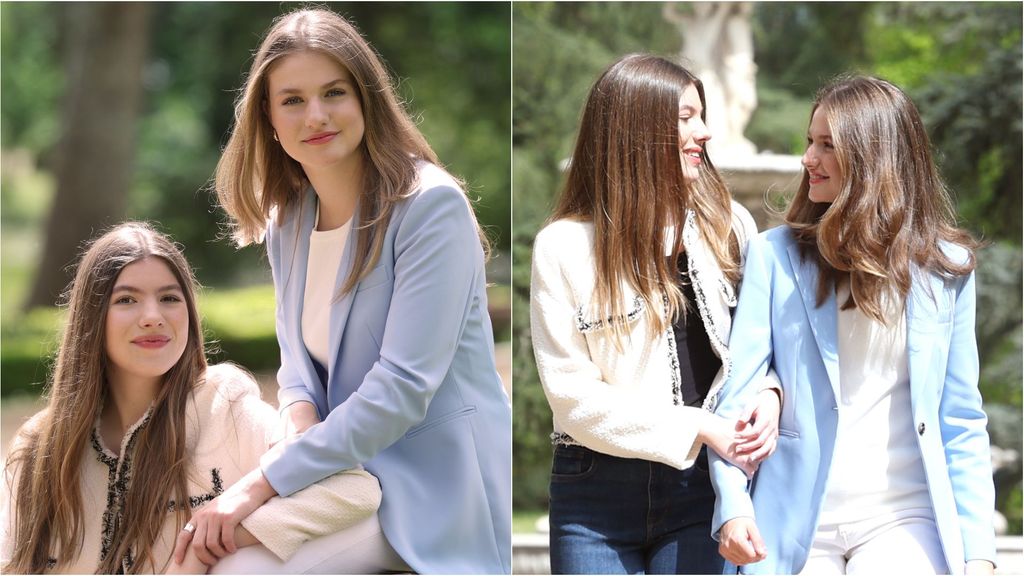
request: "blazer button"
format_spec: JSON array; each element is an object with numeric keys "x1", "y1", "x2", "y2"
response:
[{"x1": 918, "y1": 423, "x2": 926, "y2": 436}]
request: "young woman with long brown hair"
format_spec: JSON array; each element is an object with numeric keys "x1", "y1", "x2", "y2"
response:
[
  {"x1": 0, "y1": 222, "x2": 380, "y2": 574},
  {"x1": 174, "y1": 8, "x2": 511, "y2": 574},
  {"x1": 529, "y1": 53, "x2": 781, "y2": 574},
  {"x1": 712, "y1": 75, "x2": 996, "y2": 575}
]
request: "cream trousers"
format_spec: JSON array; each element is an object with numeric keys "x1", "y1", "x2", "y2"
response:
[
  {"x1": 799, "y1": 508, "x2": 947, "y2": 574},
  {"x1": 211, "y1": 513, "x2": 411, "y2": 574}
]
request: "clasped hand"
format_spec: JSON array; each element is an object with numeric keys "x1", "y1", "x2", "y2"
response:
[
  {"x1": 733, "y1": 387, "x2": 782, "y2": 469},
  {"x1": 171, "y1": 468, "x2": 276, "y2": 567},
  {"x1": 171, "y1": 402, "x2": 317, "y2": 569},
  {"x1": 703, "y1": 388, "x2": 781, "y2": 477}
]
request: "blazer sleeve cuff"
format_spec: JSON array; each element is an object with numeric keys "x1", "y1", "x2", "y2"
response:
[
  {"x1": 260, "y1": 440, "x2": 301, "y2": 497},
  {"x1": 758, "y1": 370, "x2": 784, "y2": 404},
  {"x1": 962, "y1": 537, "x2": 998, "y2": 570},
  {"x1": 277, "y1": 389, "x2": 316, "y2": 415},
  {"x1": 710, "y1": 453, "x2": 755, "y2": 540}
]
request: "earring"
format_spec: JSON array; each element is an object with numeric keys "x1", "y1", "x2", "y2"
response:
[{"x1": 272, "y1": 130, "x2": 279, "y2": 142}]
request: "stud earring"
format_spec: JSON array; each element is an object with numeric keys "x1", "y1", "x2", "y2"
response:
[{"x1": 272, "y1": 130, "x2": 279, "y2": 142}]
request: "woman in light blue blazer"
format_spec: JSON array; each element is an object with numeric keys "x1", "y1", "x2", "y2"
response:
[
  {"x1": 710, "y1": 76, "x2": 996, "y2": 575},
  {"x1": 173, "y1": 8, "x2": 511, "y2": 574}
]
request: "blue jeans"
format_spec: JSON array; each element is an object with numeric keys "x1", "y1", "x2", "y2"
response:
[{"x1": 548, "y1": 445, "x2": 723, "y2": 575}]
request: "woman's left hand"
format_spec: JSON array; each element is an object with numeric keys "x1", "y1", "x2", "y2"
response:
[
  {"x1": 732, "y1": 388, "x2": 781, "y2": 466},
  {"x1": 172, "y1": 468, "x2": 277, "y2": 566}
]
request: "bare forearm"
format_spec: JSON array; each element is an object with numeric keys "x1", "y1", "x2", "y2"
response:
[{"x1": 283, "y1": 401, "x2": 319, "y2": 432}]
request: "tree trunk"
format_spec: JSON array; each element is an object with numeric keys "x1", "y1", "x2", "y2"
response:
[{"x1": 25, "y1": 3, "x2": 150, "y2": 310}]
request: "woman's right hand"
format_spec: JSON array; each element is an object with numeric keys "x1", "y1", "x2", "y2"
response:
[
  {"x1": 698, "y1": 412, "x2": 757, "y2": 477},
  {"x1": 270, "y1": 401, "x2": 320, "y2": 448}
]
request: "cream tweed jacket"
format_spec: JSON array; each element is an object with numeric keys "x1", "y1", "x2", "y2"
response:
[
  {"x1": 1, "y1": 363, "x2": 381, "y2": 573},
  {"x1": 530, "y1": 201, "x2": 766, "y2": 470}
]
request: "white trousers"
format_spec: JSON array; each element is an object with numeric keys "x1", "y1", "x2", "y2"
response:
[
  {"x1": 210, "y1": 513, "x2": 411, "y2": 574},
  {"x1": 799, "y1": 508, "x2": 948, "y2": 575}
]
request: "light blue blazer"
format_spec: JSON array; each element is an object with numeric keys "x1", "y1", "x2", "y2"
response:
[
  {"x1": 257, "y1": 163, "x2": 512, "y2": 574},
  {"x1": 710, "y1": 226, "x2": 996, "y2": 574}
]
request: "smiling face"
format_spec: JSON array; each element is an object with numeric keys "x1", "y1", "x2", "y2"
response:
[
  {"x1": 267, "y1": 50, "x2": 366, "y2": 174},
  {"x1": 803, "y1": 106, "x2": 842, "y2": 204},
  {"x1": 678, "y1": 84, "x2": 711, "y2": 183},
  {"x1": 104, "y1": 256, "x2": 189, "y2": 389}
]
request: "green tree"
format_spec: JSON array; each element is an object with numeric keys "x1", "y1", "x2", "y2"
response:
[
  {"x1": 25, "y1": 4, "x2": 150, "y2": 309},
  {"x1": 3, "y1": 2, "x2": 511, "y2": 295}
]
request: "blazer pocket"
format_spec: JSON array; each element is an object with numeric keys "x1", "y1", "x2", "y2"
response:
[
  {"x1": 356, "y1": 264, "x2": 392, "y2": 293},
  {"x1": 405, "y1": 406, "x2": 478, "y2": 439},
  {"x1": 909, "y1": 311, "x2": 951, "y2": 337},
  {"x1": 575, "y1": 294, "x2": 645, "y2": 334}
]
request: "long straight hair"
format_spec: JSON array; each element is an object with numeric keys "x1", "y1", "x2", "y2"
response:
[
  {"x1": 551, "y1": 53, "x2": 740, "y2": 344},
  {"x1": 785, "y1": 75, "x2": 977, "y2": 321},
  {"x1": 4, "y1": 222, "x2": 207, "y2": 574},
  {"x1": 215, "y1": 8, "x2": 487, "y2": 294}
]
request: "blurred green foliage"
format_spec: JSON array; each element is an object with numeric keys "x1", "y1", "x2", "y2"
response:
[
  {"x1": 0, "y1": 307, "x2": 63, "y2": 398},
  {"x1": 1, "y1": 1, "x2": 510, "y2": 289},
  {"x1": 1, "y1": 279, "x2": 513, "y2": 398},
  {"x1": 1, "y1": 3, "x2": 512, "y2": 401},
  {"x1": 1, "y1": 286, "x2": 278, "y2": 398},
  {"x1": 512, "y1": 2, "x2": 1022, "y2": 536},
  {"x1": 513, "y1": 508, "x2": 546, "y2": 535}
]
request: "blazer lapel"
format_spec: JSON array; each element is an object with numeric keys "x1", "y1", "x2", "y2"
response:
[
  {"x1": 787, "y1": 244, "x2": 841, "y2": 402},
  {"x1": 282, "y1": 190, "x2": 329, "y2": 412},
  {"x1": 325, "y1": 200, "x2": 362, "y2": 388}
]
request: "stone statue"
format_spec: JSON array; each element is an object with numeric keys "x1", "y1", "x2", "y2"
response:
[
  {"x1": 663, "y1": 2, "x2": 803, "y2": 229},
  {"x1": 664, "y1": 2, "x2": 759, "y2": 161}
]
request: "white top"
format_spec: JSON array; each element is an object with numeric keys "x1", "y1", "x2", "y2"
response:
[
  {"x1": 818, "y1": 283, "x2": 933, "y2": 525},
  {"x1": 302, "y1": 202, "x2": 352, "y2": 371}
]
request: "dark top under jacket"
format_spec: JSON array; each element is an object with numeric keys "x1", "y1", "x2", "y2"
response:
[{"x1": 672, "y1": 253, "x2": 722, "y2": 407}]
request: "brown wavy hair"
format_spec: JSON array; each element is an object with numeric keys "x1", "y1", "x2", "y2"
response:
[
  {"x1": 786, "y1": 75, "x2": 977, "y2": 321},
  {"x1": 4, "y1": 222, "x2": 207, "y2": 573},
  {"x1": 550, "y1": 53, "x2": 741, "y2": 344},
  {"x1": 215, "y1": 8, "x2": 486, "y2": 293}
]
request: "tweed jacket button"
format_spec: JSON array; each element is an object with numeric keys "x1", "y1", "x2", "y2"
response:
[{"x1": 918, "y1": 422, "x2": 926, "y2": 436}]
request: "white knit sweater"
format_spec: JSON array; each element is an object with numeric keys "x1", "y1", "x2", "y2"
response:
[
  {"x1": 0, "y1": 363, "x2": 381, "y2": 573},
  {"x1": 530, "y1": 202, "x2": 764, "y2": 470}
]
